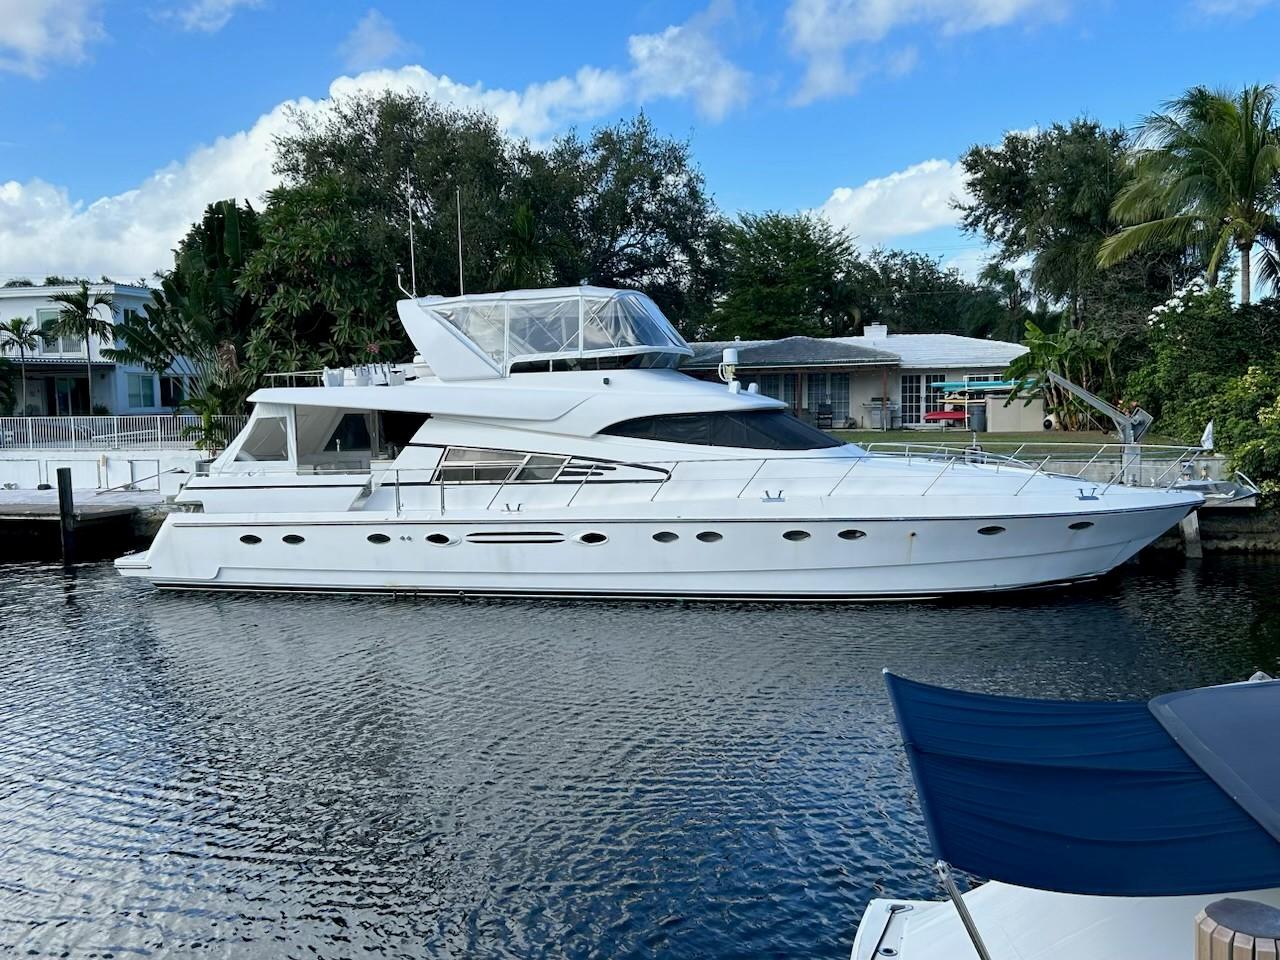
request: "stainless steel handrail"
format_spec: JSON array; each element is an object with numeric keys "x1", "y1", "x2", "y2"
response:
[{"x1": 188, "y1": 441, "x2": 1217, "y2": 516}]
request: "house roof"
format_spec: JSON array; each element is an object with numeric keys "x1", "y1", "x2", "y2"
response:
[
  {"x1": 0, "y1": 282, "x2": 153, "y2": 300},
  {"x1": 686, "y1": 336, "x2": 899, "y2": 369},
  {"x1": 836, "y1": 332, "x2": 1027, "y2": 369}
]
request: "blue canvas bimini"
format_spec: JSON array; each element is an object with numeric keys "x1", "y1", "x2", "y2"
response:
[{"x1": 884, "y1": 672, "x2": 1280, "y2": 896}]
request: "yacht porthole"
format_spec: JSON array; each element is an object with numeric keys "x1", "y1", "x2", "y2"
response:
[
  {"x1": 367, "y1": 533, "x2": 391, "y2": 544},
  {"x1": 838, "y1": 529, "x2": 866, "y2": 541},
  {"x1": 783, "y1": 530, "x2": 810, "y2": 542},
  {"x1": 576, "y1": 532, "x2": 608, "y2": 545},
  {"x1": 977, "y1": 525, "x2": 1006, "y2": 536},
  {"x1": 653, "y1": 531, "x2": 679, "y2": 543},
  {"x1": 282, "y1": 534, "x2": 306, "y2": 545},
  {"x1": 696, "y1": 531, "x2": 723, "y2": 543},
  {"x1": 426, "y1": 533, "x2": 455, "y2": 546},
  {"x1": 1068, "y1": 520, "x2": 1095, "y2": 531},
  {"x1": 239, "y1": 534, "x2": 262, "y2": 545}
]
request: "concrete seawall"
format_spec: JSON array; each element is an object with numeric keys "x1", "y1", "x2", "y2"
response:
[{"x1": 1152, "y1": 507, "x2": 1280, "y2": 553}]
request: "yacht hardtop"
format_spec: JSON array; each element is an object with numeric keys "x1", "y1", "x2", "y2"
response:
[{"x1": 116, "y1": 285, "x2": 1202, "y2": 599}]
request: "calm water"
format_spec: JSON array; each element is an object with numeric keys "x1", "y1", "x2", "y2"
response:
[{"x1": 3, "y1": 556, "x2": 1280, "y2": 959}]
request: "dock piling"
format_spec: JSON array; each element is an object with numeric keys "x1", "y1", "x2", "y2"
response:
[
  {"x1": 56, "y1": 467, "x2": 76, "y2": 566},
  {"x1": 1180, "y1": 510, "x2": 1203, "y2": 559}
]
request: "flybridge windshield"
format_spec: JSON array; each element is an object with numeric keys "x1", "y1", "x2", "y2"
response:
[{"x1": 424, "y1": 289, "x2": 693, "y2": 374}]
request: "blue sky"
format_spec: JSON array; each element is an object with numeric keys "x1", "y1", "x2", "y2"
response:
[{"x1": 1, "y1": 0, "x2": 1278, "y2": 282}]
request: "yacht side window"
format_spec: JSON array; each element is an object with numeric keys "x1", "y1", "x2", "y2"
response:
[
  {"x1": 433, "y1": 448, "x2": 568, "y2": 483},
  {"x1": 434, "y1": 448, "x2": 525, "y2": 483},
  {"x1": 235, "y1": 416, "x2": 289, "y2": 461}
]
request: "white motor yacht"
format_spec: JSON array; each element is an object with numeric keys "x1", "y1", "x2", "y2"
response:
[{"x1": 116, "y1": 287, "x2": 1201, "y2": 598}]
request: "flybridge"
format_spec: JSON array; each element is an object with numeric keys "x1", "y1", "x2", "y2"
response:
[{"x1": 397, "y1": 286, "x2": 693, "y2": 381}]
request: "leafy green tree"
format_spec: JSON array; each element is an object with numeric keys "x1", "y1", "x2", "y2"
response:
[
  {"x1": 534, "y1": 115, "x2": 721, "y2": 327},
  {"x1": 108, "y1": 200, "x2": 262, "y2": 429},
  {"x1": 47, "y1": 281, "x2": 113, "y2": 414},
  {"x1": 862, "y1": 249, "x2": 1006, "y2": 338},
  {"x1": 1126, "y1": 282, "x2": 1280, "y2": 438},
  {"x1": 274, "y1": 91, "x2": 518, "y2": 300},
  {"x1": 492, "y1": 202, "x2": 554, "y2": 288},
  {"x1": 273, "y1": 96, "x2": 720, "y2": 332},
  {"x1": 1006, "y1": 318, "x2": 1119, "y2": 430},
  {"x1": 706, "y1": 212, "x2": 865, "y2": 339},
  {"x1": 958, "y1": 120, "x2": 1185, "y2": 326},
  {"x1": 1098, "y1": 84, "x2": 1280, "y2": 304},
  {"x1": 2, "y1": 278, "x2": 34, "y2": 288},
  {"x1": 239, "y1": 178, "x2": 400, "y2": 370},
  {"x1": 0, "y1": 317, "x2": 40, "y2": 414}
]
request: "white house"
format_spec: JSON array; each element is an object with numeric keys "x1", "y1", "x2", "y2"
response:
[
  {"x1": 688, "y1": 323, "x2": 1034, "y2": 430},
  {"x1": 0, "y1": 282, "x2": 195, "y2": 416}
]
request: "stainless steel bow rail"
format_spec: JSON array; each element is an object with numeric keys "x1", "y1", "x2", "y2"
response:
[{"x1": 184, "y1": 441, "x2": 1217, "y2": 517}]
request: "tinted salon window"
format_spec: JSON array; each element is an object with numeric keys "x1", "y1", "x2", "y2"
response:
[{"x1": 600, "y1": 410, "x2": 842, "y2": 450}]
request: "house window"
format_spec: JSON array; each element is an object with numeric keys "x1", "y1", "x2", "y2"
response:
[
  {"x1": 127, "y1": 373, "x2": 156, "y2": 408},
  {"x1": 900, "y1": 373, "x2": 948, "y2": 424},
  {"x1": 160, "y1": 376, "x2": 187, "y2": 407},
  {"x1": 924, "y1": 374, "x2": 947, "y2": 415},
  {"x1": 119, "y1": 309, "x2": 140, "y2": 349},
  {"x1": 780, "y1": 373, "x2": 799, "y2": 412},
  {"x1": 757, "y1": 374, "x2": 781, "y2": 400},
  {"x1": 36, "y1": 308, "x2": 81, "y2": 354},
  {"x1": 900, "y1": 374, "x2": 922, "y2": 424},
  {"x1": 831, "y1": 373, "x2": 850, "y2": 424},
  {"x1": 807, "y1": 374, "x2": 830, "y2": 409}
]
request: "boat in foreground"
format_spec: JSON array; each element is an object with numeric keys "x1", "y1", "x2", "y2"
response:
[
  {"x1": 116, "y1": 286, "x2": 1201, "y2": 599},
  {"x1": 853, "y1": 672, "x2": 1280, "y2": 959}
]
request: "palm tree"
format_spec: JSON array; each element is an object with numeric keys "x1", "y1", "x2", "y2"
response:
[
  {"x1": 492, "y1": 203, "x2": 553, "y2": 288},
  {"x1": 0, "y1": 316, "x2": 39, "y2": 414},
  {"x1": 1098, "y1": 84, "x2": 1280, "y2": 303},
  {"x1": 48, "y1": 281, "x2": 114, "y2": 414}
]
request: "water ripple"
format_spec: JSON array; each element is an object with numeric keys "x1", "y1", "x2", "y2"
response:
[{"x1": 1, "y1": 555, "x2": 1279, "y2": 957}]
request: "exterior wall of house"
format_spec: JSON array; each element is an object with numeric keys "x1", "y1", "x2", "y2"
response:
[
  {"x1": 686, "y1": 364, "x2": 1019, "y2": 430},
  {"x1": 0, "y1": 284, "x2": 192, "y2": 416}
]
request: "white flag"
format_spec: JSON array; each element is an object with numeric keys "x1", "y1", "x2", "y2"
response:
[{"x1": 1200, "y1": 420, "x2": 1214, "y2": 450}]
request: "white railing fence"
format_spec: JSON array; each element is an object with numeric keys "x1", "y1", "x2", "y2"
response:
[{"x1": 0, "y1": 415, "x2": 248, "y2": 451}]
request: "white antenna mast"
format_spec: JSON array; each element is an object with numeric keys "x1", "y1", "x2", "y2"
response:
[
  {"x1": 406, "y1": 174, "x2": 418, "y2": 298},
  {"x1": 456, "y1": 185, "x2": 465, "y2": 296}
]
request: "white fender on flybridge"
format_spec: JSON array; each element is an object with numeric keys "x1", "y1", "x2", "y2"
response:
[{"x1": 115, "y1": 286, "x2": 1203, "y2": 600}]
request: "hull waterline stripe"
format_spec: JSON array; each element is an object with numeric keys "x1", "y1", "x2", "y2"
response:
[{"x1": 141, "y1": 575, "x2": 1106, "y2": 603}]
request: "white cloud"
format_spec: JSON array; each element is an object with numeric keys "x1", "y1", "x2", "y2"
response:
[
  {"x1": 328, "y1": 65, "x2": 628, "y2": 143},
  {"x1": 338, "y1": 9, "x2": 414, "y2": 71},
  {"x1": 815, "y1": 158, "x2": 970, "y2": 246},
  {"x1": 169, "y1": 0, "x2": 263, "y2": 32},
  {"x1": 627, "y1": 1, "x2": 750, "y2": 119},
  {"x1": 0, "y1": 0, "x2": 105, "y2": 78},
  {"x1": 0, "y1": 98, "x2": 299, "y2": 281},
  {"x1": 785, "y1": 0, "x2": 1067, "y2": 102},
  {"x1": 941, "y1": 246, "x2": 993, "y2": 281},
  {"x1": 0, "y1": 5, "x2": 750, "y2": 280}
]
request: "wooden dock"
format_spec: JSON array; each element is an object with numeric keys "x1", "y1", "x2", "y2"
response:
[
  {"x1": 0, "y1": 489, "x2": 163, "y2": 521},
  {"x1": 0, "y1": 489, "x2": 164, "y2": 561}
]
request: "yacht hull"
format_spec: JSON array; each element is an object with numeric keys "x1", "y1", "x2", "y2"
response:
[{"x1": 116, "y1": 499, "x2": 1196, "y2": 600}]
